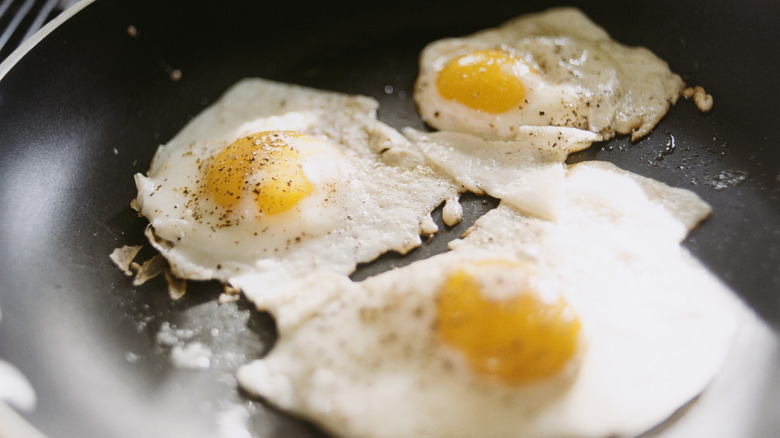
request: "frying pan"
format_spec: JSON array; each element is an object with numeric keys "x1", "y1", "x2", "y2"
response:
[{"x1": 0, "y1": 0, "x2": 778, "y2": 436}]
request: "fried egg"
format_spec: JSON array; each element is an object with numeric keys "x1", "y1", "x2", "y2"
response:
[
  {"x1": 236, "y1": 161, "x2": 733, "y2": 438},
  {"x1": 134, "y1": 78, "x2": 460, "y2": 293},
  {"x1": 414, "y1": 7, "x2": 686, "y2": 141},
  {"x1": 404, "y1": 125, "x2": 601, "y2": 221}
]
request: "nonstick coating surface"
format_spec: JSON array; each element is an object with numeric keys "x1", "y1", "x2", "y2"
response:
[{"x1": 0, "y1": 0, "x2": 778, "y2": 437}]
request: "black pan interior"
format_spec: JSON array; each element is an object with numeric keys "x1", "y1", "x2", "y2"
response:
[{"x1": 0, "y1": 0, "x2": 778, "y2": 437}]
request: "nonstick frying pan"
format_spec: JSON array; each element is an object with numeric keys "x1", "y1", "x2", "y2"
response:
[{"x1": 0, "y1": 0, "x2": 778, "y2": 436}]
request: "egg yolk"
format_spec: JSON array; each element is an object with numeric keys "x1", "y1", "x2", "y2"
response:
[
  {"x1": 436, "y1": 260, "x2": 581, "y2": 385},
  {"x1": 203, "y1": 131, "x2": 313, "y2": 215},
  {"x1": 436, "y1": 49, "x2": 529, "y2": 114}
]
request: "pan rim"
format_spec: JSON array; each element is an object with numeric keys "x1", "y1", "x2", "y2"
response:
[
  {"x1": 0, "y1": 1, "x2": 96, "y2": 435},
  {"x1": 0, "y1": 0, "x2": 95, "y2": 82}
]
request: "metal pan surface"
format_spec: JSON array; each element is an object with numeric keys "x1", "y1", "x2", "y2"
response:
[{"x1": 0, "y1": 0, "x2": 778, "y2": 436}]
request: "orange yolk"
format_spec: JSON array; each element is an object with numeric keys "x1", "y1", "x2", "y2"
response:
[
  {"x1": 203, "y1": 131, "x2": 313, "y2": 215},
  {"x1": 436, "y1": 49, "x2": 528, "y2": 114},
  {"x1": 436, "y1": 260, "x2": 581, "y2": 385}
]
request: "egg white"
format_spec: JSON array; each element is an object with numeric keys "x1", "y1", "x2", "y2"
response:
[
  {"x1": 404, "y1": 125, "x2": 601, "y2": 221},
  {"x1": 414, "y1": 7, "x2": 686, "y2": 141}
]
